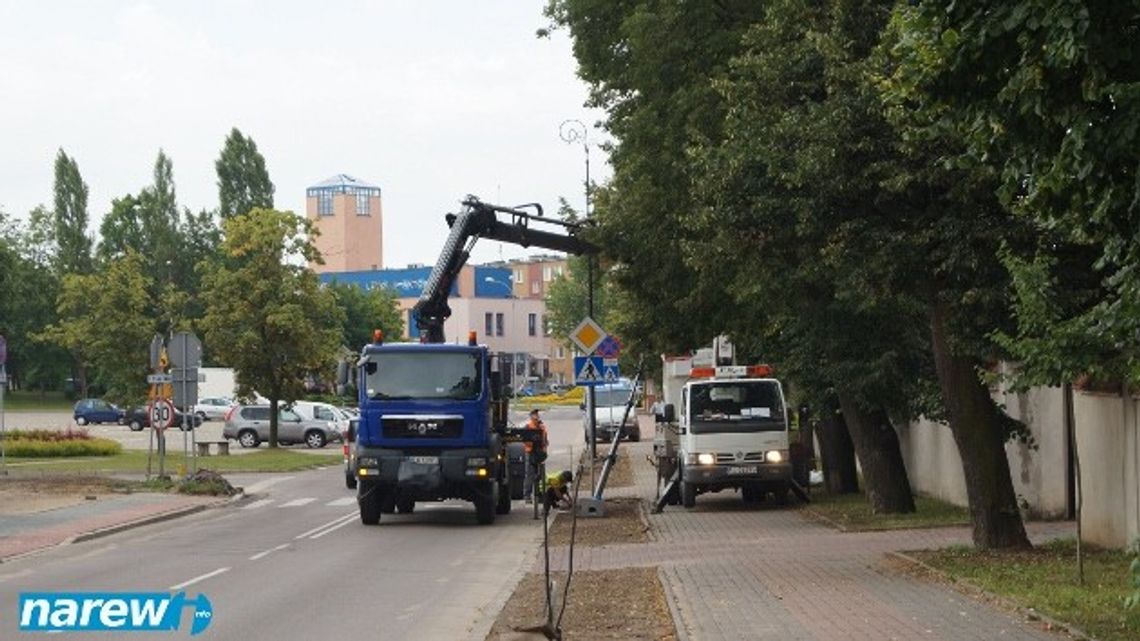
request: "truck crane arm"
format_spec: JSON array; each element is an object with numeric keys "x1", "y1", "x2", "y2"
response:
[{"x1": 413, "y1": 195, "x2": 598, "y2": 343}]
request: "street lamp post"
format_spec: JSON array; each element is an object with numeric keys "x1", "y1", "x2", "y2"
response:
[{"x1": 560, "y1": 118, "x2": 599, "y2": 465}]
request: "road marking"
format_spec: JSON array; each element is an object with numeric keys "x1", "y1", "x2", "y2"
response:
[
  {"x1": 169, "y1": 567, "x2": 230, "y2": 590},
  {"x1": 295, "y1": 512, "x2": 356, "y2": 540},
  {"x1": 308, "y1": 514, "x2": 357, "y2": 539},
  {"x1": 279, "y1": 498, "x2": 316, "y2": 508},
  {"x1": 250, "y1": 544, "x2": 290, "y2": 561},
  {"x1": 243, "y1": 475, "x2": 296, "y2": 494},
  {"x1": 242, "y1": 499, "x2": 273, "y2": 510},
  {"x1": 327, "y1": 497, "x2": 356, "y2": 507}
]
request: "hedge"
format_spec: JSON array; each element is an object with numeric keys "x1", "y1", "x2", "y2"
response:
[{"x1": 5, "y1": 438, "x2": 122, "y2": 457}]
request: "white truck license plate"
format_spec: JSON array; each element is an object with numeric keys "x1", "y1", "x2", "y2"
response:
[
  {"x1": 728, "y1": 466, "x2": 758, "y2": 475},
  {"x1": 409, "y1": 456, "x2": 439, "y2": 465}
]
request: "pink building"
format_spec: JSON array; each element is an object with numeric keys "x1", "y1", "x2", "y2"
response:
[{"x1": 306, "y1": 174, "x2": 383, "y2": 273}]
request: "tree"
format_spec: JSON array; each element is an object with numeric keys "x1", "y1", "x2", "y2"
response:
[
  {"x1": 37, "y1": 253, "x2": 154, "y2": 402},
  {"x1": 216, "y1": 128, "x2": 275, "y2": 220},
  {"x1": 890, "y1": 2, "x2": 1140, "y2": 387},
  {"x1": 97, "y1": 194, "x2": 145, "y2": 264},
  {"x1": 52, "y1": 149, "x2": 93, "y2": 275},
  {"x1": 326, "y1": 281, "x2": 403, "y2": 353},
  {"x1": 200, "y1": 209, "x2": 343, "y2": 447}
]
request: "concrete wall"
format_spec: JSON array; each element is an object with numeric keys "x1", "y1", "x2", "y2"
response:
[
  {"x1": 897, "y1": 381, "x2": 1070, "y2": 520},
  {"x1": 1073, "y1": 391, "x2": 1140, "y2": 549}
]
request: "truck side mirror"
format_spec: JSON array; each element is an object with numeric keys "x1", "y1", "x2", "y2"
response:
[
  {"x1": 662, "y1": 403, "x2": 675, "y2": 423},
  {"x1": 489, "y1": 371, "x2": 502, "y2": 401}
]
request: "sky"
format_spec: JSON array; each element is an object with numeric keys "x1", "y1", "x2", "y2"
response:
[{"x1": 0, "y1": 1, "x2": 609, "y2": 267}]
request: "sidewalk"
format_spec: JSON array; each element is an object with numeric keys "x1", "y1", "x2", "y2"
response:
[
  {"x1": 0, "y1": 491, "x2": 228, "y2": 561},
  {"x1": 545, "y1": 416, "x2": 1075, "y2": 641}
]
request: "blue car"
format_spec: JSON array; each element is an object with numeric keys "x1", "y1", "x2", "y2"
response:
[{"x1": 73, "y1": 398, "x2": 124, "y2": 426}]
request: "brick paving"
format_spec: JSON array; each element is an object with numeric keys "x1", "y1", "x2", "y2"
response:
[{"x1": 543, "y1": 417, "x2": 1074, "y2": 641}]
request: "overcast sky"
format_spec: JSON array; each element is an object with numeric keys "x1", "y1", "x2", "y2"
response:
[{"x1": 0, "y1": 1, "x2": 609, "y2": 267}]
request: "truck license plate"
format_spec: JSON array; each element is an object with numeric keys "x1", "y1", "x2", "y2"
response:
[
  {"x1": 409, "y1": 456, "x2": 439, "y2": 465},
  {"x1": 728, "y1": 466, "x2": 758, "y2": 475}
]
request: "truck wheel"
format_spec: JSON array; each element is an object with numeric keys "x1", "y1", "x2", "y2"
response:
[
  {"x1": 774, "y1": 482, "x2": 790, "y2": 505},
  {"x1": 380, "y1": 491, "x2": 396, "y2": 514},
  {"x1": 496, "y1": 479, "x2": 512, "y2": 515},
  {"x1": 359, "y1": 482, "x2": 381, "y2": 525},
  {"x1": 681, "y1": 475, "x2": 696, "y2": 509},
  {"x1": 345, "y1": 471, "x2": 357, "y2": 490},
  {"x1": 396, "y1": 497, "x2": 415, "y2": 514},
  {"x1": 475, "y1": 483, "x2": 496, "y2": 525}
]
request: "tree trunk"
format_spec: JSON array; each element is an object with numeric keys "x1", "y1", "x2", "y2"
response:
[
  {"x1": 929, "y1": 300, "x2": 1030, "y2": 549},
  {"x1": 268, "y1": 394, "x2": 279, "y2": 448},
  {"x1": 836, "y1": 393, "x2": 915, "y2": 514},
  {"x1": 817, "y1": 410, "x2": 859, "y2": 494}
]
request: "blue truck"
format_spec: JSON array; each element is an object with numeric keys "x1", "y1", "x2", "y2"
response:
[{"x1": 354, "y1": 196, "x2": 595, "y2": 525}]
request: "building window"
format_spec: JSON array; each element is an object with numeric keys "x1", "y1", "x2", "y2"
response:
[
  {"x1": 528, "y1": 313, "x2": 537, "y2": 336},
  {"x1": 514, "y1": 268, "x2": 525, "y2": 283},
  {"x1": 543, "y1": 266, "x2": 553, "y2": 282},
  {"x1": 317, "y1": 191, "x2": 333, "y2": 216},
  {"x1": 556, "y1": 346, "x2": 564, "y2": 359},
  {"x1": 496, "y1": 313, "x2": 504, "y2": 337},
  {"x1": 407, "y1": 309, "x2": 420, "y2": 339},
  {"x1": 542, "y1": 315, "x2": 552, "y2": 336},
  {"x1": 485, "y1": 312, "x2": 493, "y2": 337},
  {"x1": 531, "y1": 282, "x2": 540, "y2": 295},
  {"x1": 356, "y1": 193, "x2": 370, "y2": 216}
]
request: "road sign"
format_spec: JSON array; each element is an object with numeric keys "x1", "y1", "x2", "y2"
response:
[
  {"x1": 0, "y1": 334, "x2": 7, "y2": 366},
  {"x1": 570, "y1": 317, "x2": 607, "y2": 354},
  {"x1": 147, "y1": 374, "x2": 173, "y2": 384},
  {"x1": 168, "y1": 332, "x2": 202, "y2": 368},
  {"x1": 601, "y1": 362, "x2": 620, "y2": 383},
  {"x1": 148, "y1": 398, "x2": 176, "y2": 431},
  {"x1": 574, "y1": 356, "x2": 605, "y2": 386},
  {"x1": 595, "y1": 334, "x2": 621, "y2": 359}
]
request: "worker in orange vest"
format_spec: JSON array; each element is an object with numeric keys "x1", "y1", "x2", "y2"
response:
[{"x1": 522, "y1": 409, "x2": 549, "y2": 503}]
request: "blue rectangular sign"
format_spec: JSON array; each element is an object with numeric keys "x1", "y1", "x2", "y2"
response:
[{"x1": 574, "y1": 356, "x2": 605, "y2": 386}]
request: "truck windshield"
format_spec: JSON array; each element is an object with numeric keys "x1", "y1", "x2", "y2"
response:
[
  {"x1": 594, "y1": 387, "x2": 634, "y2": 408},
  {"x1": 363, "y1": 352, "x2": 482, "y2": 401},
  {"x1": 689, "y1": 381, "x2": 785, "y2": 434}
]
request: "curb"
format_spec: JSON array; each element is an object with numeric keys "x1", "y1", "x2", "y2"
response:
[
  {"x1": 68, "y1": 492, "x2": 243, "y2": 544},
  {"x1": 887, "y1": 551, "x2": 1095, "y2": 641}
]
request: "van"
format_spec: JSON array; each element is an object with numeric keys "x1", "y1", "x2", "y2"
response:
[{"x1": 582, "y1": 381, "x2": 640, "y2": 443}]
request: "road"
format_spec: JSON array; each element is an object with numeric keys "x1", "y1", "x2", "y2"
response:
[{"x1": 0, "y1": 406, "x2": 584, "y2": 641}]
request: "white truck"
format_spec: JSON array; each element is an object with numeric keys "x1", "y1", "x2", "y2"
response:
[{"x1": 655, "y1": 344, "x2": 793, "y2": 508}]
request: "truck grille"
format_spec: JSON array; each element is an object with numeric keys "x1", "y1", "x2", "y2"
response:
[
  {"x1": 715, "y1": 452, "x2": 764, "y2": 464},
  {"x1": 382, "y1": 417, "x2": 464, "y2": 439}
]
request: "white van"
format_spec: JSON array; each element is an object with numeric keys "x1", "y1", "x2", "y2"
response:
[
  {"x1": 582, "y1": 381, "x2": 640, "y2": 443},
  {"x1": 287, "y1": 401, "x2": 353, "y2": 434}
]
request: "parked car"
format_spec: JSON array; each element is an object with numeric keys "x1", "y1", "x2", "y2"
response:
[
  {"x1": 343, "y1": 417, "x2": 359, "y2": 489},
  {"x1": 287, "y1": 400, "x2": 353, "y2": 434},
  {"x1": 121, "y1": 405, "x2": 203, "y2": 432},
  {"x1": 581, "y1": 382, "x2": 641, "y2": 443},
  {"x1": 223, "y1": 404, "x2": 342, "y2": 449},
  {"x1": 73, "y1": 399, "x2": 124, "y2": 426},
  {"x1": 193, "y1": 397, "x2": 234, "y2": 421}
]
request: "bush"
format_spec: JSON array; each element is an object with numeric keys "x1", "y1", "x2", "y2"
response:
[
  {"x1": 5, "y1": 438, "x2": 122, "y2": 457},
  {"x1": 5, "y1": 428, "x2": 94, "y2": 442}
]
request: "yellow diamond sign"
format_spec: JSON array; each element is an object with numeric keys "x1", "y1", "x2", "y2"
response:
[{"x1": 570, "y1": 317, "x2": 607, "y2": 354}]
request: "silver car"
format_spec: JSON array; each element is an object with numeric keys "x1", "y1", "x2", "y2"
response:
[
  {"x1": 223, "y1": 404, "x2": 342, "y2": 449},
  {"x1": 193, "y1": 396, "x2": 234, "y2": 421}
]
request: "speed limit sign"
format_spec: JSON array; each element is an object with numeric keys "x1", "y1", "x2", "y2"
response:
[{"x1": 148, "y1": 398, "x2": 176, "y2": 431}]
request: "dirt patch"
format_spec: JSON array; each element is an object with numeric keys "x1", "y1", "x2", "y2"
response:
[
  {"x1": 578, "y1": 450, "x2": 634, "y2": 489},
  {"x1": 546, "y1": 498, "x2": 649, "y2": 547},
  {"x1": 0, "y1": 476, "x2": 132, "y2": 516},
  {"x1": 486, "y1": 567, "x2": 675, "y2": 640}
]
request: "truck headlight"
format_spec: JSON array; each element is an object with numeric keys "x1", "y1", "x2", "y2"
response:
[
  {"x1": 697, "y1": 453, "x2": 716, "y2": 466},
  {"x1": 765, "y1": 450, "x2": 784, "y2": 463},
  {"x1": 359, "y1": 457, "x2": 379, "y2": 467}
]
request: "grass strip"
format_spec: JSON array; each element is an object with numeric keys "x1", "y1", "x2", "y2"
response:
[
  {"x1": 912, "y1": 539, "x2": 1140, "y2": 641},
  {"x1": 802, "y1": 489, "x2": 970, "y2": 530}
]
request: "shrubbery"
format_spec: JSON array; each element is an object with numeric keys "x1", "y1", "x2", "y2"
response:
[{"x1": 5, "y1": 429, "x2": 122, "y2": 457}]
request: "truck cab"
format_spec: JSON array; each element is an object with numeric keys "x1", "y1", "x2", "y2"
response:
[{"x1": 662, "y1": 362, "x2": 793, "y2": 507}]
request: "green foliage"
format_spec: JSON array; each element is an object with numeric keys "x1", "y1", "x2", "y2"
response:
[
  {"x1": 5, "y1": 437, "x2": 121, "y2": 457},
  {"x1": 890, "y1": 1, "x2": 1140, "y2": 387},
  {"x1": 5, "y1": 428, "x2": 94, "y2": 441},
  {"x1": 4, "y1": 449, "x2": 340, "y2": 474},
  {"x1": 37, "y1": 253, "x2": 155, "y2": 405},
  {"x1": 199, "y1": 208, "x2": 344, "y2": 446},
  {"x1": 52, "y1": 149, "x2": 93, "y2": 275},
  {"x1": 326, "y1": 281, "x2": 403, "y2": 352},
  {"x1": 216, "y1": 128, "x2": 275, "y2": 220}
]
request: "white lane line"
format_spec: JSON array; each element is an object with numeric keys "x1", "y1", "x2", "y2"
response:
[
  {"x1": 0, "y1": 569, "x2": 34, "y2": 583},
  {"x1": 309, "y1": 516, "x2": 357, "y2": 539},
  {"x1": 295, "y1": 512, "x2": 357, "y2": 540},
  {"x1": 169, "y1": 567, "x2": 230, "y2": 591},
  {"x1": 242, "y1": 499, "x2": 274, "y2": 510},
  {"x1": 249, "y1": 544, "x2": 290, "y2": 561},
  {"x1": 279, "y1": 498, "x2": 316, "y2": 508},
  {"x1": 242, "y1": 476, "x2": 296, "y2": 494},
  {"x1": 327, "y1": 497, "x2": 356, "y2": 507}
]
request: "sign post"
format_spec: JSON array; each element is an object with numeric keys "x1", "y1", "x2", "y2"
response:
[
  {"x1": 571, "y1": 316, "x2": 610, "y2": 478},
  {"x1": 170, "y1": 332, "x2": 202, "y2": 475},
  {"x1": 149, "y1": 398, "x2": 175, "y2": 480}
]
